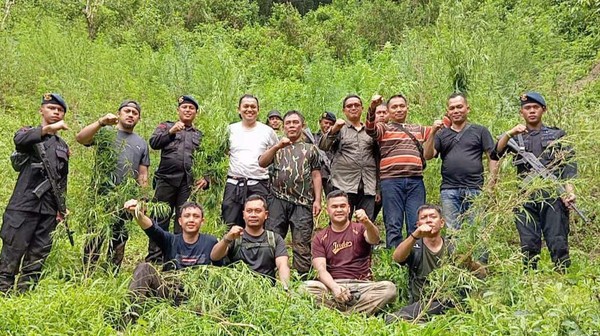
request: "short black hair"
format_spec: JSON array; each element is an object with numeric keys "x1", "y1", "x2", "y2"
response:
[
  {"x1": 238, "y1": 94, "x2": 260, "y2": 109},
  {"x1": 416, "y1": 204, "x2": 442, "y2": 217},
  {"x1": 180, "y1": 202, "x2": 204, "y2": 217},
  {"x1": 326, "y1": 190, "x2": 349, "y2": 203},
  {"x1": 342, "y1": 94, "x2": 362, "y2": 108},
  {"x1": 244, "y1": 194, "x2": 268, "y2": 210},
  {"x1": 447, "y1": 92, "x2": 468, "y2": 104},
  {"x1": 387, "y1": 94, "x2": 408, "y2": 107},
  {"x1": 283, "y1": 110, "x2": 305, "y2": 124}
]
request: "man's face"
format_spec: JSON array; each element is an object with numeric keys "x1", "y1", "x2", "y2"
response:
[
  {"x1": 238, "y1": 97, "x2": 259, "y2": 123},
  {"x1": 39, "y1": 103, "x2": 65, "y2": 125},
  {"x1": 243, "y1": 199, "x2": 268, "y2": 228},
  {"x1": 446, "y1": 96, "x2": 469, "y2": 124},
  {"x1": 416, "y1": 208, "x2": 444, "y2": 236},
  {"x1": 326, "y1": 196, "x2": 350, "y2": 225},
  {"x1": 178, "y1": 207, "x2": 204, "y2": 235},
  {"x1": 268, "y1": 116, "x2": 282, "y2": 130},
  {"x1": 283, "y1": 114, "x2": 304, "y2": 141},
  {"x1": 118, "y1": 106, "x2": 140, "y2": 130},
  {"x1": 178, "y1": 103, "x2": 197, "y2": 125},
  {"x1": 343, "y1": 97, "x2": 363, "y2": 122},
  {"x1": 375, "y1": 105, "x2": 388, "y2": 123},
  {"x1": 319, "y1": 119, "x2": 334, "y2": 133},
  {"x1": 520, "y1": 103, "x2": 545, "y2": 126},
  {"x1": 387, "y1": 97, "x2": 408, "y2": 123}
]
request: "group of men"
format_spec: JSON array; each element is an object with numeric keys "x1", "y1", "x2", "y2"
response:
[{"x1": 0, "y1": 90, "x2": 578, "y2": 323}]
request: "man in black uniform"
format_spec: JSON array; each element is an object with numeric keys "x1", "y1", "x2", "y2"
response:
[
  {"x1": 494, "y1": 92, "x2": 576, "y2": 271},
  {"x1": 147, "y1": 95, "x2": 209, "y2": 263},
  {"x1": 0, "y1": 93, "x2": 70, "y2": 293}
]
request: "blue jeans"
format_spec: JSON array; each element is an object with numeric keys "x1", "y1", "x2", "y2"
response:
[
  {"x1": 381, "y1": 177, "x2": 426, "y2": 248},
  {"x1": 440, "y1": 188, "x2": 481, "y2": 230}
]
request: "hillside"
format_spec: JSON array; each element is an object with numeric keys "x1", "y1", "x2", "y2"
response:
[{"x1": 0, "y1": 0, "x2": 599, "y2": 334}]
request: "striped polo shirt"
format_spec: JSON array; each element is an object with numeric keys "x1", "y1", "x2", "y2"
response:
[{"x1": 366, "y1": 120, "x2": 431, "y2": 179}]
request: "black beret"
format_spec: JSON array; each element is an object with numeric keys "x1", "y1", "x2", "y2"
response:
[
  {"x1": 520, "y1": 91, "x2": 546, "y2": 108},
  {"x1": 118, "y1": 100, "x2": 141, "y2": 113},
  {"x1": 178, "y1": 95, "x2": 199, "y2": 109},
  {"x1": 320, "y1": 111, "x2": 337, "y2": 122},
  {"x1": 41, "y1": 93, "x2": 67, "y2": 113}
]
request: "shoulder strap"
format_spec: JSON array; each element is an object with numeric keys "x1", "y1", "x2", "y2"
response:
[
  {"x1": 397, "y1": 124, "x2": 426, "y2": 168},
  {"x1": 443, "y1": 123, "x2": 472, "y2": 155},
  {"x1": 267, "y1": 230, "x2": 276, "y2": 251},
  {"x1": 231, "y1": 236, "x2": 243, "y2": 260},
  {"x1": 411, "y1": 239, "x2": 424, "y2": 274}
]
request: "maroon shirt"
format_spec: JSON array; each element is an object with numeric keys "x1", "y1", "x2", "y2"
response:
[{"x1": 312, "y1": 222, "x2": 373, "y2": 280}]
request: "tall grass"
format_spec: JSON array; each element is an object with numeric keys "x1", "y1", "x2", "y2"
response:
[{"x1": 0, "y1": 0, "x2": 599, "y2": 334}]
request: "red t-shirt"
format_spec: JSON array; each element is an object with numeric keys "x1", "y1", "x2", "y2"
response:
[{"x1": 312, "y1": 222, "x2": 373, "y2": 280}]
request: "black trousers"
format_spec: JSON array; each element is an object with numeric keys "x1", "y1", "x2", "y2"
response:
[
  {"x1": 221, "y1": 179, "x2": 270, "y2": 228},
  {"x1": 267, "y1": 197, "x2": 313, "y2": 274},
  {"x1": 0, "y1": 209, "x2": 57, "y2": 293},
  {"x1": 334, "y1": 180, "x2": 375, "y2": 222},
  {"x1": 83, "y1": 210, "x2": 130, "y2": 269},
  {"x1": 322, "y1": 177, "x2": 335, "y2": 198},
  {"x1": 147, "y1": 179, "x2": 192, "y2": 263},
  {"x1": 515, "y1": 192, "x2": 570, "y2": 270}
]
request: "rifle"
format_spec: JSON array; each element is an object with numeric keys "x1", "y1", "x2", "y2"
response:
[
  {"x1": 506, "y1": 137, "x2": 590, "y2": 223},
  {"x1": 33, "y1": 143, "x2": 74, "y2": 246}
]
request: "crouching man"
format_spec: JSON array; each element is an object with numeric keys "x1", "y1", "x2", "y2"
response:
[
  {"x1": 302, "y1": 190, "x2": 396, "y2": 315},
  {"x1": 211, "y1": 195, "x2": 290, "y2": 289},
  {"x1": 387, "y1": 204, "x2": 486, "y2": 322},
  {"x1": 122, "y1": 199, "x2": 220, "y2": 323}
]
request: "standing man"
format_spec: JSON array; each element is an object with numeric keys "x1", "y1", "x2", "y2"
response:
[
  {"x1": 266, "y1": 109, "x2": 283, "y2": 134},
  {"x1": 494, "y1": 92, "x2": 576, "y2": 271},
  {"x1": 0, "y1": 93, "x2": 70, "y2": 293},
  {"x1": 221, "y1": 94, "x2": 279, "y2": 228},
  {"x1": 423, "y1": 93, "x2": 498, "y2": 230},
  {"x1": 312, "y1": 111, "x2": 337, "y2": 196},
  {"x1": 302, "y1": 190, "x2": 397, "y2": 315},
  {"x1": 76, "y1": 100, "x2": 150, "y2": 268},
  {"x1": 373, "y1": 102, "x2": 388, "y2": 222},
  {"x1": 147, "y1": 95, "x2": 209, "y2": 263},
  {"x1": 319, "y1": 95, "x2": 378, "y2": 221},
  {"x1": 366, "y1": 94, "x2": 436, "y2": 248},
  {"x1": 211, "y1": 195, "x2": 290, "y2": 288},
  {"x1": 258, "y1": 111, "x2": 322, "y2": 275}
]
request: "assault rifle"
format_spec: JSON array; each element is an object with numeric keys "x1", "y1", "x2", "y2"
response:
[
  {"x1": 33, "y1": 143, "x2": 74, "y2": 246},
  {"x1": 506, "y1": 137, "x2": 590, "y2": 223}
]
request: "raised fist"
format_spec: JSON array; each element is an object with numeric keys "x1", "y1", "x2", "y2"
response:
[
  {"x1": 98, "y1": 113, "x2": 118, "y2": 126},
  {"x1": 169, "y1": 121, "x2": 186, "y2": 134}
]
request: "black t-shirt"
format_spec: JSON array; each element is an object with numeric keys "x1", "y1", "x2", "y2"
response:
[
  {"x1": 434, "y1": 124, "x2": 495, "y2": 189},
  {"x1": 144, "y1": 223, "x2": 220, "y2": 270},
  {"x1": 227, "y1": 230, "x2": 288, "y2": 279}
]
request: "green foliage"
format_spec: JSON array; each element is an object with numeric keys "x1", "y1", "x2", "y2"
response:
[{"x1": 0, "y1": 0, "x2": 599, "y2": 334}]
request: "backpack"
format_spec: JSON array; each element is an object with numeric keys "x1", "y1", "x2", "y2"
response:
[
  {"x1": 229, "y1": 230, "x2": 277, "y2": 262},
  {"x1": 10, "y1": 151, "x2": 31, "y2": 172}
]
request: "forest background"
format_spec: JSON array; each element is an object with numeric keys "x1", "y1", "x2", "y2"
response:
[{"x1": 0, "y1": 0, "x2": 599, "y2": 334}]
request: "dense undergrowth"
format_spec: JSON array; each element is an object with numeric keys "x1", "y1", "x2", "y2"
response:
[{"x1": 0, "y1": 0, "x2": 599, "y2": 334}]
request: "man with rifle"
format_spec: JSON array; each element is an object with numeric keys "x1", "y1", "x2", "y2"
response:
[
  {"x1": 0, "y1": 93, "x2": 70, "y2": 293},
  {"x1": 494, "y1": 92, "x2": 577, "y2": 271}
]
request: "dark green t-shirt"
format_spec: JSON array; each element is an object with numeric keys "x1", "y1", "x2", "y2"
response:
[{"x1": 400, "y1": 238, "x2": 449, "y2": 303}]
